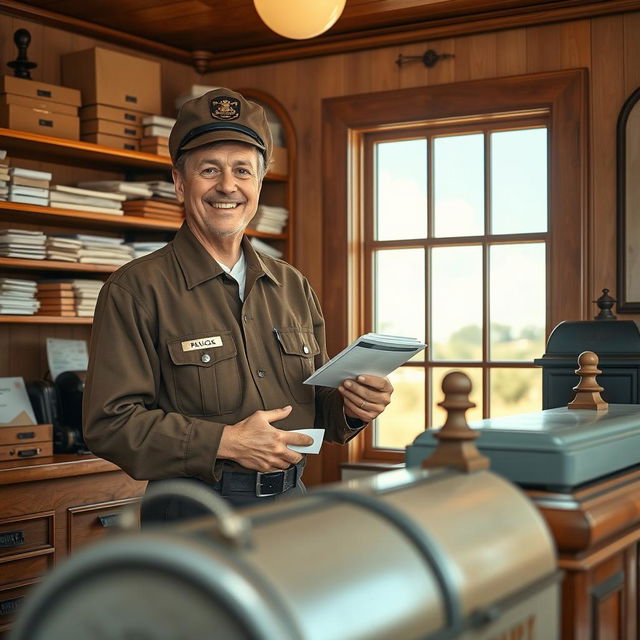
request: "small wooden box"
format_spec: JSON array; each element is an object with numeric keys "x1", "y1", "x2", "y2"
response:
[
  {"x1": 270, "y1": 146, "x2": 288, "y2": 176},
  {"x1": 0, "y1": 423, "x2": 52, "y2": 461},
  {"x1": 82, "y1": 132, "x2": 139, "y2": 151},
  {"x1": 80, "y1": 104, "x2": 149, "y2": 126},
  {"x1": 0, "y1": 76, "x2": 81, "y2": 111}
]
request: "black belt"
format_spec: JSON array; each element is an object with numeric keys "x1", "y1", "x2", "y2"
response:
[{"x1": 221, "y1": 462, "x2": 301, "y2": 498}]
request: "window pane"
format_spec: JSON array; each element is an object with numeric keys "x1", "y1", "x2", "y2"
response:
[
  {"x1": 375, "y1": 249, "x2": 425, "y2": 356},
  {"x1": 489, "y1": 243, "x2": 546, "y2": 361},
  {"x1": 430, "y1": 367, "x2": 483, "y2": 428},
  {"x1": 491, "y1": 128, "x2": 548, "y2": 234},
  {"x1": 376, "y1": 139, "x2": 428, "y2": 241},
  {"x1": 375, "y1": 366, "x2": 424, "y2": 449},
  {"x1": 431, "y1": 246, "x2": 483, "y2": 361},
  {"x1": 490, "y1": 368, "x2": 542, "y2": 417},
  {"x1": 434, "y1": 134, "x2": 484, "y2": 237}
]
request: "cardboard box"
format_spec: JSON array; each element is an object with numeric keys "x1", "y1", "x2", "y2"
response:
[
  {"x1": 62, "y1": 47, "x2": 161, "y2": 113},
  {"x1": 0, "y1": 93, "x2": 78, "y2": 116},
  {"x1": 0, "y1": 75, "x2": 81, "y2": 108},
  {"x1": 0, "y1": 104, "x2": 79, "y2": 140},
  {"x1": 80, "y1": 104, "x2": 149, "y2": 126},
  {"x1": 270, "y1": 146, "x2": 288, "y2": 176},
  {"x1": 80, "y1": 118, "x2": 142, "y2": 139},
  {"x1": 82, "y1": 132, "x2": 139, "y2": 151}
]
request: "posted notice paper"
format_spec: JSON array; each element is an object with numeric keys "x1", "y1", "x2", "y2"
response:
[
  {"x1": 46, "y1": 337, "x2": 89, "y2": 381},
  {"x1": 304, "y1": 333, "x2": 426, "y2": 388},
  {"x1": 0, "y1": 377, "x2": 36, "y2": 426}
]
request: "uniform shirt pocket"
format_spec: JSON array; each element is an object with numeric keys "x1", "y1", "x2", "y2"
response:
[
  {"x1": 275, "y1": 327, "x2": 320, "y2": 404},
  {"x1": 167, "y1": 330, "x2": 241, "y2": 416}
]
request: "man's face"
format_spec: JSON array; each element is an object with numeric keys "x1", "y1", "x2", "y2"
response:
[{"x1": 172, "y1": 142, "x2": 262, "y2": 240}]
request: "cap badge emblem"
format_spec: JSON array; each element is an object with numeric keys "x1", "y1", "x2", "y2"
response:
[{"x1": 210, "y1": 97, "x2": 241, "y2": 120}]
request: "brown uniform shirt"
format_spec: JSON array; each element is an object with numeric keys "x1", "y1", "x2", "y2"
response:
[{"x1": 83, "y1": 223, "x2": 361, "y2": 482}]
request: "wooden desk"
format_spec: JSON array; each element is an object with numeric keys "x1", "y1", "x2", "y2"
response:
[
  {"x1": 0, "y1": 454, "x2": 146, "y2": 633},
  {"x1": 527, "y1": 467, "x2": 640, "y2": 640}
]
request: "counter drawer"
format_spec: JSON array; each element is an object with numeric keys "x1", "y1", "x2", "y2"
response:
[
  {"x1": 0, "y1": 514, "x2": 53, "y2": 560},
  {"x1": 0, "y1": 554, "x2": 52, "y2": 588},
  {"x1": 0, "y1": 581, "x2": 39, "y2": 633},
  {"x1": 68, "y1": 497, "x2": 140, "y2": 552}
]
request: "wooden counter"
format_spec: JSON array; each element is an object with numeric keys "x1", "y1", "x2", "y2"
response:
[{"x1": 0, "y1": 454, "x2": 146, "y2": 633}]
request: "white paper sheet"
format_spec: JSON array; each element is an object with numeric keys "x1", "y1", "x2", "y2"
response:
[
  {"x1": 287, "y1": 428, "x2": 325, "y2": 454},
  {"x1": 46, "y1": 337, "x2": 89, "y2": 381}
]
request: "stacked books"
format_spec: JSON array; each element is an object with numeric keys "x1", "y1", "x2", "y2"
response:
[
  {"x1": 0, "y1": 229, "x2": 46, "y2": 259},
  {"x1": 122, "y1": 199, "x2": 183, "y2": 222},
  {"x1": 0, "y1": 278, "x2": 39, "y2": 315},
  {"x1": 77, "y1": 181, "x2": 153, "y2": 200},
  {"x1": 248, "y1": 204, "x2": 289, "y2": 234},
  {"x1": 71, "y1": 280, "x2": 104, "y2": 317},
  {"x1": 45, "y1": 236, "x2": 82, "y2": 262},
  {"x1": 49, "y1": 185, "x2": 126, "y2": 215},
  {"x1": 8, "y1": 168, "x2": 52, "y2": 206},
  {"x1": 0, "y1": 150, "x2": 8, "y2": 201},
  {"x1": 141, "y1": 116, "x2": 175, "y2": 156},
  {"x1": 250, "y1": 237, "x2": 283, "y2": 260},
  {"x1": 36, "y1": 281, "x2": 77, "y2": 316},
  {"x1": 125, "y1": 241, "x2": 168, "y2": 259},
  {"x1": 73, "y1": 234, "x2": 134, "y2": 266}
]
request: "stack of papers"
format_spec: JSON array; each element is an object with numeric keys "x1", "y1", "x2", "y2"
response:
[
  {"x1": 71, "y1": 234, "x2": 134, "y2": 266},
  {"x1": 45, "y1": 236, "x2": 83, "y2": 262},
  {"x1": 36, "y1": 281, "x2": 76, "y2": 316},
  {"x1": 77, "y1": 181, "x2": 154, "y2": 200},
  {"x1": 125, "y1": 241, "x2": 168, "y2": 258},
  {"x1": 0, "y1": 278, "x2": 39, "y2": 315},
  {"x1": 0, "y1": 229, "x2": 46, "y2": 259},
  {"x1": 248, "y1": 204, "x2": 289, "y2": 234},
  {"x1": 49, "y1": 185, "x2": 125, "y2": 215},
  {"x1": 0, "y1": 150, "x2": 9, "y2": 201},
  {"x1": 8, "y1": 168, "x2": 52, "y2": 206},
  {"x1": 70, "y1": 280, "x2": 104, "y2": 316},
  {"x1": 142, "y1": 116, "x2": 175, "y2": 140},
  {"x1": 250, "y1": 236, "x2": 283, "y2": 259},
  {"x1": 303, "y1": 333, "x2": 427, "y2": 388}
]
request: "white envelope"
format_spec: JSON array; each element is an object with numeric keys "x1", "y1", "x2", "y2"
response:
[{"x1": 287, "y1": 429, "x2": 325, "y2": 454}]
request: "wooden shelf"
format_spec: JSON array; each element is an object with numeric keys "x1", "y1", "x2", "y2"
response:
[
  {"x1": 0, "y1": 257, "x2": 115, "y2": 273},
  {"x1": 0, "y1": 201, "x2": 182, "y2": 231},
  {"x1": 0, "y1": 315, "x2": 92, "y2": 324},
  {"x1": 0, "y1": 127, "x2": 171, "y2": 171}
]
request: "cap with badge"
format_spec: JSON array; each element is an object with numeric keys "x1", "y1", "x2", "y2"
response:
[{"x1": 169, "y1": 88, "x2": 273, "y2": 165}]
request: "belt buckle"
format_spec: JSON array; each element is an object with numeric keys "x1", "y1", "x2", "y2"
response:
[{"x1": 255, "y1": 470, "x2": 286, "y2": 497}]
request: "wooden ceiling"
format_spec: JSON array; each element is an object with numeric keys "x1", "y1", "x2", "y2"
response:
[{"x1": 5, "y1": 0, "x2": 639, "y2": 70}]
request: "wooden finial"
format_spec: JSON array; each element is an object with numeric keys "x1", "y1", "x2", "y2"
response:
[
  {"x1": 422, "y1": 371, "x2": 490, "y2": 473},
  {"x1": 568, "y1": 351, "x2": 608, "y2": 411},
  {"x1": 191, "y1": 50, "x2": 214, "y2": 74}
]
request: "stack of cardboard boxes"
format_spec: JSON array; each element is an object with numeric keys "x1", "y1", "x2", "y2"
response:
[
  {"x1": 61, "y1": 47, "x2": 161, "y2": 152},
  {"x1": 0, "y1": 75, "x2": 81, "y2": 140}
]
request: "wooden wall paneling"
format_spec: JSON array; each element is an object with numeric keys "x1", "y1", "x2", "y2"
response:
[
  {"x1": 591, "y1": 15, "x2": 625, "y2": 306},
  {"x1": 8, "y1": 326, "x2": 42, "y2": 380},
  {"x1": 396, "y1": 38, "x2": 456, "y2": 88},
  {"x1": 39, "y1": 20, "x2": 74, "y2": 85},
  {"x1": 453, "y1": 31, "x2": 498, "y2": 82},
  {"x1": 496, "y1": 28, "x2": 527, "y2": 77},
  {"x1": 624, "y1": 11, "x2": 640, "y2": 91},
  {"x1": 342, "y1": 46, "x2": 400, "y2": 96},
  {"x1": 526, "y1": 20, "x2": 591, "y2": 72}
]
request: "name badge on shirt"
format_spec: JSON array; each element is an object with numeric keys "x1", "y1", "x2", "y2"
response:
[{"x1": 181, "y1": 336, "x2": 223, "y2": 351}]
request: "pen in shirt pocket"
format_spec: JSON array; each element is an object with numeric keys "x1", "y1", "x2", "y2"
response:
[{"x1": 273, "y1": 327, "x2": 284, "y2": 348}]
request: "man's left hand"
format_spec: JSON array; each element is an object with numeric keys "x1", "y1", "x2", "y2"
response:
[{"x1": 339, "y1": 375, "x2": 394, "y2": 422}]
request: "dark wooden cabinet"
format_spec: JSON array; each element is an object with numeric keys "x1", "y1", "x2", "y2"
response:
[{"x1": 0, "y1": 454, "x2": 146, "y2": 634}]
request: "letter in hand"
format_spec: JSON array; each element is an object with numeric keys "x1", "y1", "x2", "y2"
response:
[
  {"x1": 217, "y1": 405, "x2": 314, "y2": 473},
  {"x1": 339, "y1": 375, "x2": 394, "y2": 422}
]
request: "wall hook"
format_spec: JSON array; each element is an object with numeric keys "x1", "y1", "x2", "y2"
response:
[{"x1": 395, "y1": 48, "x2": 454, "y2": 68}]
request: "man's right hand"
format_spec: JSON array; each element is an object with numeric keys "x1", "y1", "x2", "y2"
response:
[{"x1": 217, "y1": 406, "x2": 314, "y2": 472}]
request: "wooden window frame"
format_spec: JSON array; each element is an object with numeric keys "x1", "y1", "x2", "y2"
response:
[{"x1": 321, "y1": 70, "x2": 588, "y2": 477}]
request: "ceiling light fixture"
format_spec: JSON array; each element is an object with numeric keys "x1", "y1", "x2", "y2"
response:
[{"x1": 253, "y1": 0, "x2": 346, "y2": 40}]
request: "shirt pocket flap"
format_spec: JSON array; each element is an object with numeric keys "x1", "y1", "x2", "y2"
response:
[
  {"x1": 278, "y1": 328, "x2": 320, "y2": 358},
  {"x1": 167, "y1": 331, "x2": 236, "y2": 367}
]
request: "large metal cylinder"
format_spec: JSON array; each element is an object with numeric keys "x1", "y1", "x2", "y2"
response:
[{"x1": 10, "y1": 467, "x2": 560, "y2": 640}]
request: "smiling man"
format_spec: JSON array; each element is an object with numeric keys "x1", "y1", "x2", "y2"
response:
[{"x1": 83, "y1": 88, "x2": 393, "y2": 517}]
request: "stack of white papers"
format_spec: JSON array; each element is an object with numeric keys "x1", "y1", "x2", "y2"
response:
[
  {"x1": 70, "y1": 234, "x2": 134, "y2": 266},
  {"x1": 128, "y1": 181, "x2": 177, "y2": 201},
  {"x1": 0, "y1": 150, "x2": 9, "y2": 201},
  {"x1": 44, "y1": 279, "x2": 104, "y2": 317},
  {"x1": 250, "y1": 236, "x2": 283, "y2": 259},
  {"x1": 125, "y1": 241, "x2": 167, "y2": 258},
  {"x1": 49, "y1": 185, "x2": 125, "y2": 215},
  {"x1": 77, "y1": 181, "x2": 154, "y2": 200},
  {"x1": 248, "y1": 204, "x2": 289, "y2": 234},
  {"x1": 0, "y1": 229, "x2": 46, "y2": 259},
  {"x1": 0, "y1": 278, "x2": 39, "y2": 315},
  {"x1": 8, "y1": 168, "x2": 52, "y2": 206},
  {"x1": 303, "y1": 333, "x2": 427, "y2": 388},
  {"x1": 45, "y1": 236, "x2": 83, "y2": 262}
]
